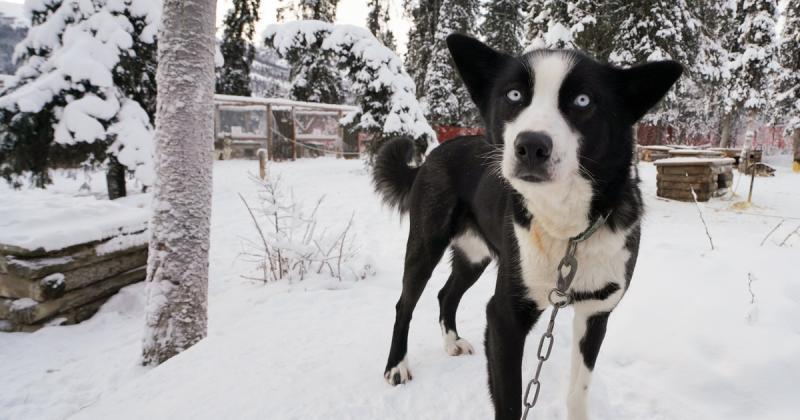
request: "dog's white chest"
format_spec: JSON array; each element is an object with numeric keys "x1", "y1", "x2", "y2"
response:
[{"x1": 513, "y1": 223, "x2": 629, "y2": 310}]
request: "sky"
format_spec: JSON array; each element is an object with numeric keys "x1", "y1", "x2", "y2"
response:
[{"x1": 1, "y1": 0, "x2": 412, "y2": 57}]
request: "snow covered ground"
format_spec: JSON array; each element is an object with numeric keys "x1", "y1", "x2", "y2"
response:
[{"x1": 1, "y1": 156, "x2": 799, "y2": 420}]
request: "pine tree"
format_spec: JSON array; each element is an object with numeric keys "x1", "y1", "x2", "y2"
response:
[
  {"x1": 480, "y1": 0, "x2": 525, "y2": 54},
  {"x1": 775, "y1": 1, "x2": 800, "y2": 171},
  {"x1": 525, "y1": 0, "x2": 611, "y2": 58},
  {"x1": 404, "y1": 0, "x2": 440, "y2": 99},
  {"x1": 277, "y1": 0, "x2": 343, "y2": 103},
  {"x1": 425, "y1": 0, "x2": 479, "y2": 127},
  {"x1": 720, "y1": 0, "x2": 779, "y2": 147},
  {"x1": 0, "y1": 0, "x2": 158, "y2": 196},
  {"x1": 142, "y1": 0, "x2": 216, "y2": 367},
  {"x1": 367, "y1": 0, "x2": 397, "y2": 51},
  {"x1": 217, "y1": 0, "x2": 261, "y2": 96},
  {"x1": 609, "y1": 0, "x2": 702, "y2": 139}
]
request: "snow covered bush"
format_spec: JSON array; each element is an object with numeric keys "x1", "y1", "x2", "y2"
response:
[
  {"x1": 240, "y1": 175, "x2": 374, "y2": 282},
  {"x1": 265, "y1": 20, "x2": 436, "y2": 158},
  {"x1": 0, "y1": 0, "x2": 159, "y2": 191}
]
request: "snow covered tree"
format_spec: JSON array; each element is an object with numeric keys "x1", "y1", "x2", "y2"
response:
[
  {"x1": 776, "y1": 1, "x2": 800, "y2": 171},
  {"x1": 277, "y1": 0, "x2": 338, "y2": 21},
  {"x1": 425, "y1": 0, "x2": 479, "y2": 127},
  {"x1": 142, "y1": 0, "x2": 216, "y2": 366},
  {"x1": 719, "y1": 0, "x2": 779, "y2": 147},
  {"x1": 404, "y1": 0, "x2": 440, "y2": 99},
  {"x1": 480, "y1": 0, "x2": 524, "y2": 54},
  {"x1": 609, "y1": 1, "x2": 701, "y2": 138},
  {"x1": 525, "y1": 0, "x2": 612, "y2": 58},
  {"x1": 367, "y1": 0, "x2": 396, "y2": 51},
  {"x1": 265, "y1": 21, "x2": 436, "y2": 158},
  {"x1": 276, "y1": 0, "x2": 343, "y2": 103},
  {"x1": 216, "y1": 0, "x2": 260, "y2": 96},
  {"x1": 0, "y1": 0, "x2": 158, "y2": 197}
]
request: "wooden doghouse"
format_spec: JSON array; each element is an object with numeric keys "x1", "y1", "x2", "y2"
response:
[{"x1": 654, "y1": 157, "x2": 735, "y2": 202}]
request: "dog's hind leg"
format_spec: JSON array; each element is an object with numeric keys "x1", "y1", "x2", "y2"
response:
[
  {"x1": 384, "y1": 226, "x2": 451, "y2": 386},
  {"x1": 437, "y1": 246, "x2": 489, "y2": 356},
  {"x1": 566, "y1": 306, "x2": 611, "y2": 420}
]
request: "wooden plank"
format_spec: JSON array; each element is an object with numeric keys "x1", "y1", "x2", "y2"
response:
[
  {"x1": 8, "y1": 266, "x2": 145, "y2": 325},
  {"x1": 658, "y1": 166, "x2": 714, "y2": 176},
  {"x1": 1, "y1": 242, "x2": 146, "y2": 280},
  {"x1": 657, "y1": 181, "x2": 715, "y2": 193},
  {"x1": 0, "y1": 227, "x2": 147, "y2": 259},
  {"x1": 654, "y1": 157, "x2": 735, "y2": 167},
  {"x1": 657, "y1": 173, "x2": 715, "y2": 183},
  {"x1": 0, "y1": 249, "x2": 147, "y2": 301},
  {"x1": 657, "y1": 188, "x2": 711, "y2": 202},
  {"x1": 0, "y1": 294, "x2": 112, "y2": 332}
]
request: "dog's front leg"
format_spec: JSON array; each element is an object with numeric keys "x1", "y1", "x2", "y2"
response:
[
  {"x1": 566, "y1": 305, "x2": 611, "y2": 420},
  {"x1": 485, "y1": 293, "x2": 541, "y2": 420}
]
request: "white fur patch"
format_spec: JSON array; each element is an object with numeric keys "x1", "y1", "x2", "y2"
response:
[
  {"x1": 385, "y1": 356, "x2": 412, "y2": 385},
  {"x1": 451, "y1": 230, "x2": 491, "y2": 264},
  {"x1": 512, "y1": 223, "x2": 628, "y2": 310},
  {"x1": 440, "y1": 322, "x2": 474, "y2": 356},
  {"x1": 567, "y1": 311, "x2": 592, "y2": 420}
]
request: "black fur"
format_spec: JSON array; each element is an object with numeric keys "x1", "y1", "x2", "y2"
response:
[{"x1": 373, "y1": 34, "x2": 681, "y2": 419}]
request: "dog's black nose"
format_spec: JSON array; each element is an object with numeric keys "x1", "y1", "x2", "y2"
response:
[{"x1": 514, "y1": 132, "x2": 552, "y2": 167}]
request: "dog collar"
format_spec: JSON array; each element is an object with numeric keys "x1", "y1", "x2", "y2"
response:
[{"x1": 570, "y1": 212, "x2": 612, "y2": 244}]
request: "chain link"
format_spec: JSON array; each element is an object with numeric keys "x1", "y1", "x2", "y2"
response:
[{"x1": 521, "y1": 214, "x2": 610, "y2": 420}]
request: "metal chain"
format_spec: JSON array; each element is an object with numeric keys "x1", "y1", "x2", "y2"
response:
[{"x1": 521, "y1": 214, "x2": 610, "y2": 419}]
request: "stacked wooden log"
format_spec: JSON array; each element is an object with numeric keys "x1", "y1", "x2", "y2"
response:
[
  {"x1": 0, "y1": 192, "x2": 151, "y2": 332},
  {"x1": 654, "y1": 157, "x2": 735, "y2": 202},
  {"x1": 0, "y1": 233, "x2": 147, "y2": 332}
]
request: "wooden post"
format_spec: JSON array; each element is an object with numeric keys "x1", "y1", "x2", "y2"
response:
[
  {"x1": 291, "y1": 106, "x2": 297, "y2": 161},
  {"x1": 258, "y1": 149, "x2": 268, "y2": 180},
  {"x1": 748, "y1": 164, "x2": 756, "y2": 203},
  {"x1": 266, "y1": 104, "x2": 273, "y2": 161},
  {"x1": 337, "y1": 110, "x2": 344, "y2": 159}
]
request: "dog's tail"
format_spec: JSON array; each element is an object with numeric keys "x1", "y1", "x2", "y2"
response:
[{"x1": 372, "y1": 137, "x2": 420, "y2": 214}]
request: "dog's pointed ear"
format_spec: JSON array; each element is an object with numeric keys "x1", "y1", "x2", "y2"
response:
[
  {"x1": 447, "y1": 33, "x2": 513, "y2": 116},
  {"x1": 616, "y1": 61, "x2": 683, "y2": 122}
]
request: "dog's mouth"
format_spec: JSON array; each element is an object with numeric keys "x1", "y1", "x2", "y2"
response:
[{"x1": 512, "y1": 166, "x2": 552, "y2": 183}]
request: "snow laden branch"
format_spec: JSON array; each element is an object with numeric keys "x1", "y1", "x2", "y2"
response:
[
  {"x1": 0, "y1": 0, "x2": 160, "y2": 186},
  {"x1": 264, "y1": 21, "x2": 437, "y2": 156},
  {"x1": 239, "y1": 175, "x2": 374, "y2": 283}
]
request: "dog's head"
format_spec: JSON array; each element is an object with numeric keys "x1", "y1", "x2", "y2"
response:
[{"x1": 447, "y1": 34, "x2": 681, "y2": 209}]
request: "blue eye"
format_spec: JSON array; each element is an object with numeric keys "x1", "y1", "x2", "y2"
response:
[
  {"x1": 506, "y1": 89, "x2": 522, "y2": 102},
  {"x1": 574, "y1": 94, "x2": 591, "y2": 108}
]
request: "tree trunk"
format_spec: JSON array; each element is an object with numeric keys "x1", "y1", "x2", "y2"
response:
[
  {"x1": 793, "y1": 129, "x2": 800, "y2": 173},
  {"x1": 719, "y1": 113, "x2": 733, "y2": 148},
  {"x1": 141, "y1": 0, "x2": 216, "y2": 366},
  {"x1": 105, "y1": 156, "x2": 127, "y2": 199}
]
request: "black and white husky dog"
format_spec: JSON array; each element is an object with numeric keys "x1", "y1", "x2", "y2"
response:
[{"x1": 373, "y1": 34, "x2": 681, "y2": 420}]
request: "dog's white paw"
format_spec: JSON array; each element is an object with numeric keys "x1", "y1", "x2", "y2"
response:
[
  {"x1": 442, "y1": 330, "x2": 474, "y2": 356},
  {"x1": 385, "y1": 358, "x2": 412, "y2": 386}
]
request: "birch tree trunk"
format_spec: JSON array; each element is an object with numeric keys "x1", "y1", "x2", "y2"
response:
[{"x1": 142, "y1": 0, "x2": 216, "y2": 366}]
